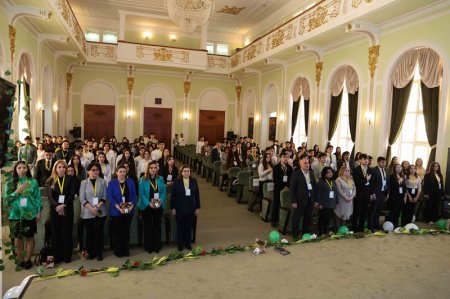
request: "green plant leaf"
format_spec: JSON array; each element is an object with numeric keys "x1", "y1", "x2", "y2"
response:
[
  {"x1": 5, "y1": 249, "x2": 11, "y2": 255},
  {"x1": 4, "y1": 70, "x2": 11, "y2": 76},
  {"x1": 17, "y1": 79, "x2": 22, "y2": 85}
]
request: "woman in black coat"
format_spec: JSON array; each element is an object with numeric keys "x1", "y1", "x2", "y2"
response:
[
  {"x1": 388, "y1": 164, "x2": 407, "y2": 228},
  {"x1": 423, "y1": 162, "x2": 445, "y2": 223},
  {"x1": 170, "y1": 165, "x2": 201, "y2": 251}
]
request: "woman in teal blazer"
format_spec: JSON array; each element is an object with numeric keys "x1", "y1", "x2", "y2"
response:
[{"x1": 138, "y1": 161, "x2": 166, "y2": 253}]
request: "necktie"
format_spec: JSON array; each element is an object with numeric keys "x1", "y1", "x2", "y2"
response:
[{"x1": 47, "y1": 160, "x2": 51, "y2": 170}]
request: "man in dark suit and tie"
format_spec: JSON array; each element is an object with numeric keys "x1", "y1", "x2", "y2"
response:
[
  {"x1": 272, "y1": 150, "x2": 293, "y2": 227},
  {"x1": 54, "y1": 140, "x2": 73, "y2": 163},
  {"x1": 34, "y1": 147, "x2": 55, "y2": 187},
  {"x1": 290, "y1": 154, "x2": 317, "y2": 240},
  {"x1": 352, "y1": 153, "x2": 372, "y2": 232},
  {"x1": 210, "y1": 141, "x2": 221, "y2": 163},
  {"x1": 368, "y1": 156, "x2": 390, "y2": 231}
]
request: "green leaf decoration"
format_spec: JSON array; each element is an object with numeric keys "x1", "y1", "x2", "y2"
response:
[
  {"x1": 5, "y1": 129, "x2": 14, "y2": 134},
  {"x1": 22, "y1": 128, "x2": 30, "y2": 133},
  {"x1": 16, "y1": 79, "x2": 22, "y2": 85},
  {"x1": 4, "y1": 70, "x2": 11, "y2": 76},
  {"x1": 25, "y1": 96, "x2": 31, "y2": 102},
  {"x1": 6, "y1": 89, "x2": 14, "y2": 96},
  {"x1": 7, "y1": 106, "x2": 15, "y2": 112},
  {"x1": 4, "y1": 117, "x2": 13, "y2": 124},
  {"x1": 24, "y1": 115, "x2": 30, "y2": 121},
  {"x1": 22, "y1": 106, "x2": 30, "y2": 112}
]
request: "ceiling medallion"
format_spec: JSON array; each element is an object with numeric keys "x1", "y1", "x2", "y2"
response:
[
  {"x1": 166, "y1": 0, "x2": 215, "y2": 32},
  {"x1": 217, "y1": 5, "x2": 246, "y2": 15}
]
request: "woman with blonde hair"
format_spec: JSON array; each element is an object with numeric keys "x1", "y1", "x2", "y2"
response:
[
  {"x1": 46, "y1": 160, "x2": 77, "y2": 264},
  {"x1": 334, "y1": 166, "x2": 356, "y2": 228}
]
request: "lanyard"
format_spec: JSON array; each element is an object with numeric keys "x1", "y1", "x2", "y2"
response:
[
  {"x1": 150, "y1": 178, "x2": 158, "y2": 192},
  {"x1": 75, "y1": 167, "x2": 79, "y2": 176},
  {"x1": 183, "y1": 178, "x2": 189, "y2": 189},
  {"x1": 361, "y1": 166, "x2": 367, "y2": 177},
  {"x1": 119, "y1": 181, "x2": 126, "y2": 196},
  {"x1": 91, "y1": 179, "x2": 97, "y2": 196},
  {"x1": 62, "y1": 151, "x2": 67, "y2": 158},
  {"x1": 45, "y1": 160, "x2": 51, "y2": 171},
  {"x1": 381, "y1": 168, "x2": 385, "y2": 180},
  {"x1": 57, "y1": 175, "x2": 65, "y2": 193},
  {"x1": 326, "y1": 179, "x2": 333, "y2": 190},
  {"x1": 101, "y1": 164, "x2": 106, "y2": 173},
  {"x1": 281, "y1": 165, "x2": 287, "y2": 174},
  {"x1": 344, "y1": 178, "x2": 353, "y2": 189}
]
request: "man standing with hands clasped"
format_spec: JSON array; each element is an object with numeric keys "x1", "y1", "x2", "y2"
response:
[
  {"x1": 290, "y1": 154, "x2": 317, "y2": 240},
  {"x1": 352, "y1": 153, "x2": 372, "y2": 232},
  {"x1": 368, "y1": 157, "x2": 390, "y2": 231},
  {"x1": 272, "y1": 150, "x2": 293, "y2": 228}
]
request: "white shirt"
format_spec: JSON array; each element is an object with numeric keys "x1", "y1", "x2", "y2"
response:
[
  {"x1": 105, "y1": 150, "x2": 117, "y2": 173},
  {"x1": 151, "y1": 149, "x2": 162, "y2": 161},
  {"x1": 196, "y1": 141, "x2": 205, "y2": 154},
  {"x1": 179, "y1": 137, "x2": 186, "y2": 146}
]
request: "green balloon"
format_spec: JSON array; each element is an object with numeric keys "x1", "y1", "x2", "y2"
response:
[
  {"x1": 338, "y1": 225, "x2": 349, "y2": 235},
  {"x1": 436, "y1": 219, "x2": 447, "y2": 230},
  {"x1": 268, "y1": 230, "x2": 281, "y2": 243},
  {"x1": 301, "y1": 233, "x2": 312, "y2": 241}
]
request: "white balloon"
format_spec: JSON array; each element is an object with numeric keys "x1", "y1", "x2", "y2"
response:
[
  {"x1": 383, "y1": 221, "x2": 394, "y2": 232},
  {"x1": 412, "y1": 215, "x2": 416, "y2": 223},
  {"x1": 394, "y1": 227, "x2": 402, "y2": 233},
  {"x1": 405, "y1": 223, "x2": 419, "y2": 231}
]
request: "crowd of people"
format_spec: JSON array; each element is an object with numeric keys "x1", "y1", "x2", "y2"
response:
[
  {"x1": 5, "y1": 133, "x2": 199, "y2": 269},
  {"x1": 4, "y1": 132, "x2": 446, "y2": 269}
]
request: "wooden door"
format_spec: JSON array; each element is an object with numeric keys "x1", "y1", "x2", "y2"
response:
[
  {"x1": 84, "y1": 104, "x2": 115, "y2": 140},
  {"x1": 199, "y1": 110, "x2": 225, "y2": 143},
  {"x1": 143, "y1": 107, "x2": 172, "y2": 146}
]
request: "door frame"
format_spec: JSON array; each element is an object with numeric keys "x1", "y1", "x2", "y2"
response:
[{"x1": 197, "y1": 88, "x2": 228, "y2": 142}]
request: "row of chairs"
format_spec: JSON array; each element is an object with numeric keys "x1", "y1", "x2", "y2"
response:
[{"x1": 176, "y1": 146, "x2": 295, "y2": 235}]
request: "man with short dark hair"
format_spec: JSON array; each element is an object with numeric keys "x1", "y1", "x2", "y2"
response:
[
  {"x1": 54, "y1": 140, "x2": 73, "y2": 163},
  {"x1": 311, "y1": 153, "x2": 329, "y2": 183},
  {"x1": 34, "y1": 147, "x2": 55, "y2": 187},
  {"x1": 352, "y1": 153, "x2": 372, "y2": 232},
  {"x1": 272, "y1": 150, "x2": 293, "y2": 227},
  {"x1": 18, "y1": 136, "x2": 37, "y2": 166},
  {"x1": 290, "y1": 154, "x2": 317, "y2": 240},
  {"x1": 211, "y1": 141, "x2": 222, "y2": 163},
  {"x1": 368, "y1": 156, "x2": 390, "y2": 231}
]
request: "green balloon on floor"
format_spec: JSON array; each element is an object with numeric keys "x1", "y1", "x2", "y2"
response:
[
  {"x1": 269, "y1": 230, "x2": 281, "y2": 243},
  {"x1": 338, "y1": 225, "x2": 349, "y2": 235},
  {"x1": 436, "y1": 219, "x2": 447, "y2": 230},
  {"x1": 302, "y1": 233, "x2": 312, "y2": 241}
]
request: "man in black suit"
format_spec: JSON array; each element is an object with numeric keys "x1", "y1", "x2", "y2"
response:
[
  {"x1": 271, "y1": 150, "x2": 293, "y2": 227},
  {"x1": 352, "y1": 153, "x2": 372, "y2": 232},
  {"x1": 368, "y1": 156, "x2": 390, "y2": 231},
  {"x1": 210, "y1": 141, "x2": 221, "y2": 163},
  {"x1": 340, "y1": 151, "x2": 354, "y2": 175},
  {"x1": 290, "y1": 154, "x2": 317, "y2": 240},
  {"x1": 54, "y1": 140, "x2": 73, "y2": 163},
  {"x1": 34, "y1": 147, "x2": 55, "y2": 187}
]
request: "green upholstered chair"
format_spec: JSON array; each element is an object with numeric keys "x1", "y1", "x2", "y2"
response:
[
  {"x1": 236, "y1": 170, "x2": 251, "y2": 204},
  {"x1": 226, "y1": 166, "x2": 241, "y2": 197},
  {"x1": 261, "y1": 181, "x2": 274, "y2": 221},
  {"x1": 279, "y1": 189, "x2": 292, "y2": 234},
  {"x1": 247, "y1": 175, "x2": 260, "y2": 211},
  {"x1": 212, "y1": 161, "x2": 222, "y2": 187}
]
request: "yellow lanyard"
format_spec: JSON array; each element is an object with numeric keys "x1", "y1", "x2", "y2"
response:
[
  {"x1": 45, "y1": 160, "x2": 51, "y2": 171},
  {"x1": 57, "y1": 175, "x2": 65, "y2": 194},
  {"x1": 62, "y1": 151, "x2": 67, "y2": 158},
  {"x1": 326, "y1": 179, "x2": 333, "y2": 190},
  {"x1": 150, "y1": 178, "x2": 158, "y2": 192},
  {"x1": 381, "y1": 168, "x2": 385, "y2": 180},
  {"x1": 183, "y1": 178, "x2": 189, "y2": 189},
  {"x1": 409, "y1": 176, "x2": 416, "y2": 187},
  {"x1": 252, "y1": 153, "x2": 256, "y2": 160},
  {"x1": 101, "y1": 164, "x2": 106, "y2": 173},
  {"x1": 119, "y1": 182, "x2": 126, "y2": 196},
  {"x1": 75, "y1": 167, "x2": 79, "y2": 176},
  {"x1": 361, "y1": 166, "x2": 367, "y2": 177},
  {"x1": 344, "y1": 178, "x2": 353, "y2": 189},
  {"x1": 281, "y1": 165, "x2": 287, "y2": 175},
  {"x1": 91, "y1": 179, "x2": 97, "y2": 196}
]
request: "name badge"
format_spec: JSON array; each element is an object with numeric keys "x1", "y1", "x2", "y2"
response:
[
  {"x1": 58, "y1": 195, "x2": 65, "y2": 204},
  {"x1": 329, "y1": 191, "x2": 335, "y2": 198},
  {"x1": 283, "y1": 175, "x2": 288, "y2": 183},
  {"x1": 268, "y1": 174, "x2": 273, "y2": 180},
  {"x1": 439, "y1": 183, "x2": 442, "y2": 190},
  {"x1": 122, "y1": 196, "x2": 126, "y2": 203},
  {"x1": 185, "y1": 189, "x2": 191, "y2": 196},
  {"x1": 167, "y1": 174, "x2": 173, "y2": 181},
  {"x1": 93, "y1": 197, "x2": 99, "y2": 206},
  {"x1": 399, "y1": 187, "x2": 403, "y2": 194},
  {"x1": 349, "y1": 189, "x2": 353, "y2": 196},
  {"x1": 234, "y1": 161, "x2": 238, "y2": 166},
  {"x1": 307, "y1": 183, "x2": 313, "y2": 190},
  {"x1": 382, "y1": 180, "x2": 386, "y2": 191},
  {"x1": 411, "y1": 188, "x2": 416, "y2": 195},
  {"x1": 252, "y1": 179, "x2": 259, "y2": 187},
  {"x1": 20, "y1": 198, "x2": 27, "y2": 207},
  {"x1": 154, "y1": 193, "x2": 159, "y2": 200}
]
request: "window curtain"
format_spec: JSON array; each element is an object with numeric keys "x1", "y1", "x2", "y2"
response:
[
  {"x1": 304, "y1": 99, "x2": 310, "y2": 136},
  {"x1": 420, "y1": 82, "x2": 439, "y2": 168},
  {"x1": 327, "y1": 91, "x2": 343, "y2": 142},
  {"x1": 348, "y1": 91, "x2": 358, "y2": 158},
  {"x1": 386, "y1": 79, "x2": 413, "y2": 162},
  {"x1": 291, "y1": 96, "x2": 300, "y2": 138}
]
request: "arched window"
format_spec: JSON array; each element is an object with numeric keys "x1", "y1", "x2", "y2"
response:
[
  {"x1": 330, "y1": 83, "x2": 353, "y2": 152},
  {"x1": 292, "y1": 95, "x2": 307, "y2": 144},
  {"x1": 291, "y1": 77, "x2": 310, "y2": 146}
]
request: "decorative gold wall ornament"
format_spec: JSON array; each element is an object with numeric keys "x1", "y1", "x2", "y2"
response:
[
  {"x1": 184, "y1": 81, "x2": 191, "y2": 95},
  {"x1": 231, "y1": 55, "x2": 240, "y2": 68},
  {"x1": 153, "y1": 48, "x2": 173, "y2": 61},
  {"x1": 217, "y1": 5, "x2": 246, "y2": 15},
  {"x1": 315, "y1": 61, "x2": 323, "y2": 87},
  {"x1": 299, "y1": 1, "x2": 340, "y2": 35},
  {"x1": 208, "y1": 56, "x2": 227, "y2": 68},
  {"x1": 127, "y1": 77, "x2": 135, "y2": 95},
  {"x1": 243, "y1": 41, "x2": 263, "y2": 62},
  {"x1": 90, "y1": 44, "x2": 114, "y2": 58},
  {"x1": 267, "y1": 24, "x2": 294, "y2": 50},
  {"x1": 352, "y1": 0, "x2": 373, "y2": 8},
  {"x1": 9, "y1": 25, "x2": 16, "y2": 62},
  {"x1": 136, "y1": 46, "x2": 190, "y2": 63},
  {"x1": 66, "y1": 72, "x2": 73, "y2": 92},
  {"x1": 368, "y1": 45, "x2": 380, "y2": 79},
  {"x1": 57, "y1": 0, "x2": 86, "y2": 55},
  {"x1": 346, "y1": 23, "x2": 353, "y2": 31},
  {"x1": 236, "y1": 86, "x2": 242, "y2": 101}
]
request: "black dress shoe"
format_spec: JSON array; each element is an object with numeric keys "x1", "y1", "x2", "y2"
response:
[
  {"x1": 24, "y1": 260, "x2": 33, "y2": 270},
  {"x1": 97, "y1": 256, "x2": 103, "y2": 261},
  {"x1": 185, "y1": 245, "x2": 192, "y2": 250},
  {"x1": 177, "y1": 246, "x2": 183, "y2": 252}
]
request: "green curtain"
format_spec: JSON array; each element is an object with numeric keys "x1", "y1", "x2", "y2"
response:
[
  {"x1": 291, "y1": 96, "x2": 300, "y2": 139},
  {"x1": 327, "y1": 91, "x2": 343, "y2": 142},
  {"x1": 420, "y1": 81, "x2": 439, "y2": 168},
  {"x1": 348, "y1": 91, "x2": 358, "y2": 158},
  {"x1": 386, "y1": 79, "x2": 413, "y2": 162},
  {"x1": 304, "y1": 99, "x2": 310, "y2": 136}
]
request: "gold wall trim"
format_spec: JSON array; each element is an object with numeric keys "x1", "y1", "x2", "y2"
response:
[
  {"x1": 217, "y1": 6, "x2": 246, "y2": 15},
  {"x1": 136, "y1": 46, "x2": 190, "y2": 63}
]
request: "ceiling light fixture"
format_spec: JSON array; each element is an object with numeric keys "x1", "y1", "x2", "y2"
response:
[{"x1": 166, "y1": 0, "x2": 215, "y2": 32}]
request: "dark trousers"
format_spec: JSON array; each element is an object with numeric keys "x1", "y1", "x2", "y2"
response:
[
  {"x1": 175, "y1": 213, "x2": 194, "y2": 249},
  {"x1": 143, "y1": 207, "x2": 162, "y2": 253},
  {"x1": 423, "y1": 195, "x2": 441, "y2": 223},
  {"x1": 352, "y1": 193, "x2": 370, "y2": 232},
  {"x1": 292, "y1": 202, "x2": 313, "y2": 239},
  {"x1": 111, "y1": 214, "x2": 132, "y2": 257},
  {"x1": 368, "y1": 195, "x2": 385, "y2": 230},
  {"x1": 271, "y1": 189, "x2": 281, "y2": 225},
  {"x1": 388, "y1": 196, "x2": 405, "y2": 228},
  {"x1": 401, "y1": 200, "x2": 416, "y2": 226},
  {"x1": 84, "y1": 216, "x2": 105, "y2": 258},
  {"x1": 318, "y1": 208, "x2": 334, "y2": 235},
  {"x1": 50, "y1": 209, "x2": 73, "y2": 263}
]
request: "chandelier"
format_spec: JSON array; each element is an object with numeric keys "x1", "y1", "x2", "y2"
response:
[{"x1": 166, "y1": 0, "x2": 215, "y2": 32}]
